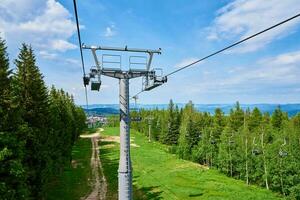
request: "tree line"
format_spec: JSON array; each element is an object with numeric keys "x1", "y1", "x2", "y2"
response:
[
  {"x1": 0, "y1": 38, "x2": 86, "y2": 199},
  {"x1": 131, "y1": 100, "x2": 300, "y2": 199}
]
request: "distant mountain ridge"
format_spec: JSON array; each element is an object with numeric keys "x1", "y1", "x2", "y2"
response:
[{"x1": 82, "y1": 103, "x2": 300, "y2": 117}]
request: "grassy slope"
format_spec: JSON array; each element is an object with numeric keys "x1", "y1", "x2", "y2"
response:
[
  {"x1": 45, "y1": 137, "x2": 93, "y2": 200},
  {"x1": 101, "y1": 127, "x2": 284, "y2": 200}
]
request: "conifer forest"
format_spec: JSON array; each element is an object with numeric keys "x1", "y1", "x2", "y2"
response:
[
  {"x1": 0, "y1": 38, "x2": 86, "y2": 199},
  {"x1": 130, "y1": 100, "x2": 300, "y2": 199},
  {"x1": 1, "y1": 0, "x2": 300, "y2": 200}
]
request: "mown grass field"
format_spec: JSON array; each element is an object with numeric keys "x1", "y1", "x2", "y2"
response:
[
  {"x1": 100, "y1": 127, "x2": 284, "y2": 200},
  {"x1": 45, "y1": 137, "x2": 93, "y2": 200}
]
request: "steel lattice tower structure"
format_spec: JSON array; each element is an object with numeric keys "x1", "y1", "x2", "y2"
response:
[{"x1": 82, "y1": 45, "x2": 166, "y2": 200}]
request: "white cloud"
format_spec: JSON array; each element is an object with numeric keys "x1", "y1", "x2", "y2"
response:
[
  {"x1": 0, "y1": 0, "x2": 77, "y2": 54},
  {"x1": 65, "y1": 58, "x2": 80, "y2": 66},
  {"x1": 38, "y1": 50, "x2": 80, "y2": 68},
  {"x1": 190, "y1": 50, "x2": 300, "y2": 95},
  {"x1": 39, "y1": 51, "x2": 57, "y2": 60},
  {"x1": 174, "y1": 57, "x2": 200, "y2": 68},
  {"x1": 51, "y1": 40, "x2": 77, "y2": 52},
  {"x1": 261, "y1": 50, "x2": 300, "y2": 66},
  {"x1": 104, "y1": 24, "x2": 117, "y2": 37},
  {"x1": 207, "y1": 0, "x2": 300, "y2": 53},
  {"x1": 0, "y1": 0, "x2": 45, "y2": 22}
]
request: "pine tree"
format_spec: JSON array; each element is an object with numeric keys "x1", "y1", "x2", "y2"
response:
[
  {"x1": 165, "y1": 99, "x2": 175, "y2": 144},
  {"x1": 0, "y1": 41, "x2": 86, "y2": 199},
  {"x1": 213, "y1": 108, "x2": 225, "y2": 138},
  {"x1": 0, "y1": 37, "x2": 11, "y2": 128},
  {"x1": 177, "y1": 102, "x2": 194, "y2": 159},
  {"x1": 0, "y1": 38, "x2": 28, "y2": 199},
  {"x1": 249, "y1": 107, "x2": 262, "y2": 131},
  {"x1": 271, "y1": 106, "x2": 286, "y2": 130},
  {"x1": 164, "y1": 99, "x2": 180, "y2": 145},
  {"x1": 243, "y1": 110, "x2": 250, "y2": 185},
  {"x1": 173, "y1": 105, "x2": 181, "y2": 144},
  {"x1": 290, "y1": 113, "x2": 300, "y2": 190},
  {"x1": 218, "y1": 126, "x2": 232, "y2": 174},
  {"x1": 13, "y1": 44, "x2": 51, "y2": 198},
  {"x1": 229, "y1": 102, "x2": 244, "y2": 131},
  {"x1": 186, "y1": 114, "x2": 200, "y2": 152},
  {"x1": 192, "y1": 127, "x2": 216, "y2": 166}
]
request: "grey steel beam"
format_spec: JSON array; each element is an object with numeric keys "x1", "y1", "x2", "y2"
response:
[
  {"x1": 82, "y1": 44, "x2": 161, "y2": 54},
  {"x1": 101, "y1": 70, "x2": 149, "y2": 79}
]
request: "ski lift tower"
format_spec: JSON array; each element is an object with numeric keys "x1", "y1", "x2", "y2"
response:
[{"x1": 82, "y1": 44, "x2": 167, "y2": 200}]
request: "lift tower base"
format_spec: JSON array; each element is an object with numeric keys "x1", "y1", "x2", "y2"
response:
[{"x1": 119, "y1": 78, "x2": 132, "y2": 200}]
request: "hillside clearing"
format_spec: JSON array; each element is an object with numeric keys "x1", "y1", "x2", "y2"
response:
[
  {"x1": 45, "y1": 138, "x2": 93, "y2": 200},
  {"x1": 100, "y1": 127, "x2": 284, "y2": 200}
]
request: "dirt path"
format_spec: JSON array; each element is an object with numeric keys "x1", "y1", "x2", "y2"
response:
[{"x1": 81, "y1": 128, "x2": 107, "y2": 200}]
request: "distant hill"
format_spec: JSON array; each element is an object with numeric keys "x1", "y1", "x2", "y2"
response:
[
  {"x1": 82, "y1": 103, "x2": 300, "y2": 117},
  {"x1": 84, "y1": 107, "x2": 119, "y2": 115}
]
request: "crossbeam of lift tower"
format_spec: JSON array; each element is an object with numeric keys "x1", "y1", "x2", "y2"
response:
[{"x1": 82, "y1": 44, "x2": 167, "y2": 200}]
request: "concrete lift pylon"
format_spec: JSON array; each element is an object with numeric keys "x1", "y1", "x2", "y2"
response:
[{"x1": 82, "y1": 44, "x2": 166, "y2": 200}]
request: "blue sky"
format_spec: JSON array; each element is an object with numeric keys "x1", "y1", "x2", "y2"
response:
[{"x1": 1, "y1": 0, "x2": 300, "y2": 104}]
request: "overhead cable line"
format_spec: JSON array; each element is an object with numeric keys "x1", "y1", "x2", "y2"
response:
[
  {"x1": 131, "y1": 90, "x2": 143, "y2": 99},
  {"x1": 73, "y1": 0, "x2": 89, "y2": 109},
  {"x1": 166, "y1": 13, "x2": 300, "y2": 77},
  {"x1": 132, "y1": 12, "x2": 300, "y2": 99}
]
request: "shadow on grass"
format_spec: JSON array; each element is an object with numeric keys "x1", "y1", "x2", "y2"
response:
[
  {"x1": 188, "y1": 193, "x2": 204, "y2": 197},
  {"x1": 45, "y1": 138, "x2": 92, "y2": 200},
  {"x1": 133, "y1": 176, "x2": 163, "y2": 200},
  {"x1": 100, "y1": 140, "x2": 163, "y2": 200}
]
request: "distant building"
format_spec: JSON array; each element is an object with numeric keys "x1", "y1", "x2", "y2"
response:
[{"x1": 86, "y1": 115, "x2": 108, "y2": 128}]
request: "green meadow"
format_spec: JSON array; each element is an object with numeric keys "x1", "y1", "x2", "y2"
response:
[
  {"x1": 45, "y1": 138, "x2": 93, "y2": 200},
  {"x1": 100, "y1": 127, "x2": 284, "y2": 200}
]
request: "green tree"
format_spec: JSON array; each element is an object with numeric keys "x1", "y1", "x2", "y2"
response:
[
  {"x1": 271, "y1": 106, "x2": 287, "y2": 130},
  {"x1": 186, "y1": 115, "x2": 199, "y2": 151},
  {"x1": 0, "y1": 41, "x2": 86, "y2": 199},
  {"x1": 229, "y1": 102, "x2": 244, "y2": 131},
  {"x1": 249, "y1": 107, "x2": 262, "y2": 131},
  {"x1": 163, "y1": 100, "x2": 180, "y2": 145},
  {"x1": 0, "y1": 38, "x2": 28, "y2": 199},
  {"x1": 212, "y1": 108, "x2": 226, "y2": 139},
  {"x1": 13, "y1": 44, "x2": 51, "y2": 198},
  {"x1": 177, "y1": 101, "x2": 196, "y2": 159},
  {"x1": 218, "y1": 126, "x2": 232, "y2": 175}
]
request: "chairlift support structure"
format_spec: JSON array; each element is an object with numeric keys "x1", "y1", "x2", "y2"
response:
[
  {"x1": 132, "y1": 95, "x2": 139, "y2": 106},
  {"x1": 146, "y1": 116, "x2": 154, "y2": 142},
  {"x1": 131, "y1": 95, "x2": 142, "y2": 122},
  {"x1": 82, "y1": 44, "x2": 166, "y2": 200}
]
